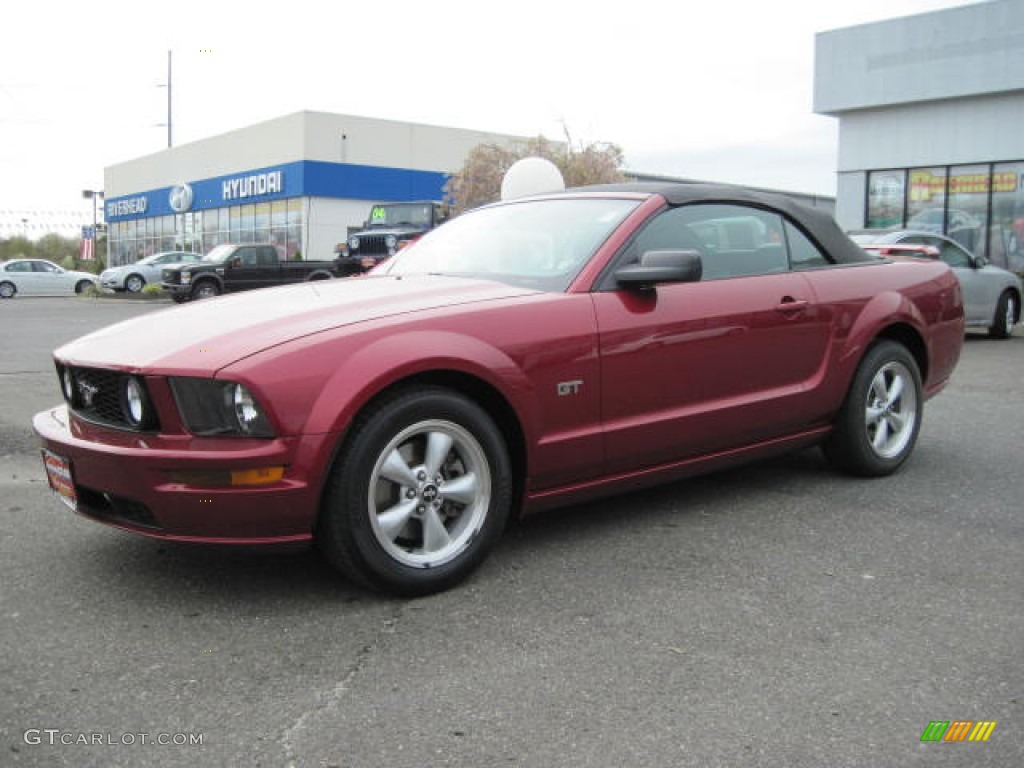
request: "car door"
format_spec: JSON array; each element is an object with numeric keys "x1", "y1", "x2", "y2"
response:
[
  {"x1": 4, "y1": 261, "x2": 39, "y2": 294},
  {"x1": 224, "y1": 247, "x2": 265, "y2": 292},
  {"x1": 902, "y1": 235, "x2": 992, "y2": 324},
  {"x1": 592, "y1": 203, "x2": 831, "y2": 474}
]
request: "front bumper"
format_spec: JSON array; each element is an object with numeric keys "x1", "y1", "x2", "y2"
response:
[{"x1": 33, "y1": 404, "x2": 327, "y2": 544}]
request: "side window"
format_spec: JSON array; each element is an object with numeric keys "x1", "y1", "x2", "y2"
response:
[
  {"x1": 258, "y1": 246, "x2": 277, "y2": 265},
  {"x1": 237, "y1": 248, "x2": 258, "y2": 267},
  {"x1": 33, "y1": 261, "x2": 59, "y2": 273},
  {"x1": 938, "y1": 241, "x2": 971, "y2": 268},
  {"x1": 784, "y1": 221, "x2": 830, "y2": 270},
  {"x1": 659, "y1": 204, "x2": 789, "y2": 280}
]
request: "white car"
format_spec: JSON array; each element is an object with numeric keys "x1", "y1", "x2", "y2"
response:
[
  {"x1": 0, "y1": 259, "x2": 100, "y2": 299},
  {"x1": 100, "y1": 251, "x2": 201, "y2": 293}
]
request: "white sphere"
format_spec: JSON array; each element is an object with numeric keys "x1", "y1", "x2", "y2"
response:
[{"x1": 500, "y1": 157, "x2": 565, "y2": 201}]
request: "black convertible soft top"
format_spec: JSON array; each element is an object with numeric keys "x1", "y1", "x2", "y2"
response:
[{"x1": 563, "y1": 182, "x2": 875, "y2": 266}]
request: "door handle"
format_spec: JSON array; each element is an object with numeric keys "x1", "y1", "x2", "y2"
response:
[{"x1": 774, "y1": 297, "x2": 809, "y2": 313}]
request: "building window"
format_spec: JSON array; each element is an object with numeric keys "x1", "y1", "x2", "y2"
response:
[
  {"x1": 946, "y1": 165, "x2": 989, "y2": 256},
  {"x1": 992, "y1": 162, "x2": 1024, "y2": 271},
  {"x1": 867, "y1": 170, "x2": 906, "y2": 229}
]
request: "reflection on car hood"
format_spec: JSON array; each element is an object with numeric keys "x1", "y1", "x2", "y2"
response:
[{"x1": 54, "y1": 275, "x2": 538, "y2": 374}]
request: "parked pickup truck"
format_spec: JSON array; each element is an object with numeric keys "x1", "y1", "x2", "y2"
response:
[{"x1": 163, "y1": 244, "x2": 340, "y2": 302}]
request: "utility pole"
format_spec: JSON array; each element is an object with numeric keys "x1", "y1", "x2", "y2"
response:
[{"x1": 166, "y1": 50, "x2": 172, "y2": 148}]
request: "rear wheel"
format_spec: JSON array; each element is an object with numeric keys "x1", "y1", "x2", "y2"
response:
[
  {"x1": 125, "y1": 274, "x2": 145, "y2": 293},
  {"x1": 988, "y1": 290, "x2": 1017, "y2": 339},
  {"x1": 0, "y1": 281, "x2": 14, "y2": 299},
  {"x1": 824, "y1": 340, "x2": 922, "y2": 477},
  {"x1": 317, "y1": 387, "x2": 512, "y2": 596},
  {"x1": 191, "y1": 280, "x2": 221, "y2": 300}
]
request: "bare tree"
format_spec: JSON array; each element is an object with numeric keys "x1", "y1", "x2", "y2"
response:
[{"x1": 445, "y1": 132, "x2": 625, "y2": 215}]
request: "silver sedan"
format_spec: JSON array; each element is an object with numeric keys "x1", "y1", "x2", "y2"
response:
[
  {"x1": 0, "y1": 259, "x2": 100, "y2": 299},
  {"x1": 852, "y1": 230, "x2": 1022, "y2": 339},
  {"x1": 100, "y1": 251, "x2": 201, "y2": 293}
]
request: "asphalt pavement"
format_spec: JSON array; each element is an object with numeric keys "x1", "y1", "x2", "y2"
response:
[{"x1": 1, "y1": 296, "x2": 1021, "y2": 767}]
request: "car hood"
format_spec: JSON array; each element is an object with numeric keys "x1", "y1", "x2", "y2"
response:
[{"x1": 55, "y1": 276, "x2": 539, "y2": 375}]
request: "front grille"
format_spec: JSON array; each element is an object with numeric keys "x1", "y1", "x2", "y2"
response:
[
  {"x1": 162, "y1": 269, "x2": 180, "y2": 284},
  {"x1": 60, "y1": 365, "x2": 159, "y2": 432},
  {"x1": 354, "y1": 234, "x2": 389, "y2": 256}
]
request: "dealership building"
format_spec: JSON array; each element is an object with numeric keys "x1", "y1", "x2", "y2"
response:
[
  {"x1": 815, "y1": 0, "x2": 1024, "y2": 269},
  {"x1": 102, "y1": 112, "x2": 527, "y2": 267}
]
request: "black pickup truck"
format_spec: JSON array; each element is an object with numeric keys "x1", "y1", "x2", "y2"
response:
[{"x1": 162, "y1": 244, "x2": 340, "y2": 302}]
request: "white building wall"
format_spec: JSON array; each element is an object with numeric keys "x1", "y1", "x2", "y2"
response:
[
  {"x1": 836, "y1": 92, "x2": 1024, "y2": 173},
  {"x1": 107, "y1": 112, "x2": 531, "y2": 198},
  {"x1": 815, "y1": 0, "x2": 1024, "y2": 114},
  {"x1": 301, "y1": 112, "x2": 528, "y2": 171},
  {"x1": 306, "y1": 198, "x2": 377, "y2": 260},
  {"x1": 834, "y1": 172, "x2": 867, "y2": 232}
]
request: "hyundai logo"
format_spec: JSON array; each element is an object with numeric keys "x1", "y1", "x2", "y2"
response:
[{"x1": 169, "y1": 183, "x2": 194, "y2": 213}]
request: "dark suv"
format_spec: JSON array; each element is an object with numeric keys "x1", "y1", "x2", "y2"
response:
[{"x1": 336, "y1": 201, "x2": 450, "y2": 275}]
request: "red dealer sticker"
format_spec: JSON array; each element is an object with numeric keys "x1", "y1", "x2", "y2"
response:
[{"x1": 42, "y1": 450, "x2": 77, "y2": 511}]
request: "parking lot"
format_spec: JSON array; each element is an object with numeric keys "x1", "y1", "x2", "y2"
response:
[{"x1": 2, "y1": 296, "x2": 1021, "y2": 767}]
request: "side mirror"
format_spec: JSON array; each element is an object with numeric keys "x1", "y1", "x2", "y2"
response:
[
  {"x1": 615, "y1": 249, "x2": 703, "y2": 290},
  {"x1": 974, "y1": 255, "x2": 989, "y2": 268}
]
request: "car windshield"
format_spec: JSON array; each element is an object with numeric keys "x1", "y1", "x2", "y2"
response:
[
  {"x1": 367, "y1": 203, "x2": 434, "y2": 228},
  {"x1": 382, "y1": 197, "x2": 641, "y2": 291},
  {"x1": 202, "y1": 245, "x2": 236, "y2": 263}
]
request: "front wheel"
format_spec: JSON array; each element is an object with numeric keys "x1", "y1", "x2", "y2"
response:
[
  {"x1": 125, "y1": 274, "x2": 145, "y2": 293},
  {"x1": 74, "y1": 280, "x2": 94, "y2": 294},
  {"x1": 317, "y1": 387, "x2": 512, "y2": 596},
  {"x1": 989, "y1": 290, "x2": 1017, "y2": 339},
  {"x1": 824, "y1": 340, "x2": 923, "y2": 477},
  {"x1": 191, "y1": 280, "x2": 221, "y2": 300}
]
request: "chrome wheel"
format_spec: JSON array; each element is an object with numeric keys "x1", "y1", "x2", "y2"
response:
[
  {"x1": 368, "y1": 419, "x2": 490, "y2": 568},
  {"x1": 824, "y1": 340, "x2": 922, "y2": 477},
  {"x1": 0, "y1": 282, "x2": 14, "y2": 299},
  {"x1": 990, "y1": 290, "x2": 1017, "y2": 339},
  {"x1": 192, "y1": 281, "x2": 220, "y2": 300},
  {"x1": 864, "y1": 361, "x2": 917, "y2": 459},
  {"x1": 125, "y1": 274, "x2": 145, "y2": 293},
  {"x1": 1005, "y1": 295, "x2": 1016, "y2": 334},
  {"x1": 318, "y1": 387, "x2": 512, "y2": 595}
]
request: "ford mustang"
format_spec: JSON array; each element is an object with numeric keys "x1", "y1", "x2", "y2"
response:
[{"x1": 33, "y1": 183, "x2": 965, "y2": 595}]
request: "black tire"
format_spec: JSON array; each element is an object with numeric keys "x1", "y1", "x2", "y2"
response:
[
  {"x1": 317, "y1": 387, "x2": 512, "y2": 596},
  {"x1": 191, "y1": 280, "x2": 221, "y2": 300},
  {"x1": 823, "y1": 340, "x2": 923, "y2": 477},
  {"x1": 125, "y1": 274, "x2": 146, "y2": 293},
  {"x1": 988, "y1": 290, "x2": 1017, "y2": 340},
  {"x1": 0, "y1": 281, "x2": 15, "y2": 299},
  {"x1": 171, "y1": 293, "x2": 190, "y2": 304},
  {"x1": 74, "y1": 280, "x2": 93, "y2": 294}
]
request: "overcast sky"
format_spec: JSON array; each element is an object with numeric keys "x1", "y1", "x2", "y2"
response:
[{"x1": 1, "y1": 0, "x2": 971, "y2": 235}]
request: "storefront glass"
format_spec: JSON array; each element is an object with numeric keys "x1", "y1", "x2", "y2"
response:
[
  {"x1": 866, "y1": 170, "x2": 905, "y2": 229},
  {"x1": 991, "y1": 162, "x2": 1024, "y2": 271},
  {"x1": 861, "y1": 162, "x2": 1024, "y2": 270}
]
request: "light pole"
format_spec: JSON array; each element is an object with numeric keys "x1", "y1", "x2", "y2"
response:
[
  {"x1": 156, "y1": 50, "x2": 172, "y2": 148},
  {"x1": 82, "y1": 189, "x2": 104, "y2": 262}
]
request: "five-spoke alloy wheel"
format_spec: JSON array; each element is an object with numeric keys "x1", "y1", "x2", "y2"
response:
[
  {"x1": 824, "y1": 340, "x2": 923, "y2": 476},
  {"x1": 318, "y1": 387, "x2": 512, "y2": 595}
]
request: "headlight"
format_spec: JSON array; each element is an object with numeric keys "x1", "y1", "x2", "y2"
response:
[
  {"x1": 385, "y1": 235, "x2": 397, "y2": 249},
  {"x1": 121, "y1": 376, "x2": 156, "y2": 429},
  {"x1": 181, "y1": 272, "x2": 192, "y2": 284},
  {"x1": 169, "y1": 378, "x2": 275, "y2": 437},
  {"x1": 348, "y1": 236, "x2": 360, "y2": 251},
  {"x1": 59, "y1": 365, "x2": 74, "y2": 402}
]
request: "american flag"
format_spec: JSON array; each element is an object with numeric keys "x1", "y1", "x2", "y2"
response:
[{"x1": 80, "y1": 225, "x2": 95, "y2": 261}]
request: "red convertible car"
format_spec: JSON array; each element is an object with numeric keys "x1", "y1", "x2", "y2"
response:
[{"x1": 34, "y1": 184, "x2": 965, "y2": 595}]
